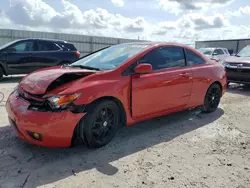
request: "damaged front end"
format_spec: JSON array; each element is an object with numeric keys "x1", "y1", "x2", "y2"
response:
[
  {"x1": 17, "y1": 85, "x2": 86, "y2": 114},
  {"x1": 17, "y1": 68, "x2": 97, "y2": 113}
]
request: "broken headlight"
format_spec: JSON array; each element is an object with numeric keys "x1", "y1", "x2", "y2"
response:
[{"x1": 46, "y1": 93, "x2": 81, "y2": 110}]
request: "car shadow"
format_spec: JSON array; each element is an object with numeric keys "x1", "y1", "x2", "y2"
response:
[
  {"x1": 0, "y1": 108, "x2": 224, "y2": 187},
  {"x1": 1, "y1": 75, "x2": 24, "y2": 84},
  {"x1": 227, "y1": 83, "x2": 250, "y2": 96}
]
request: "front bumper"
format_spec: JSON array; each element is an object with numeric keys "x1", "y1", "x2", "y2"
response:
[
  {"x1": 226, "y1": 66, "x2": 250, "y2": 84},
  {"x1": 5, "y1": 90, "x2": 85, "y2": 148},
  {"x1": 227, "y1": 72, "x2": 250, "y2": 84}
]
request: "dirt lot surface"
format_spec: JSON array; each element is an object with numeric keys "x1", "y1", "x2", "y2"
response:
[{"x1": 0, "y1": 76, "x2": 249, "y2": 188}]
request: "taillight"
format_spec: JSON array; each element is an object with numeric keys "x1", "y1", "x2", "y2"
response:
[{"x1": 75, "y1": 51, "x2": 81, "y2": 57}]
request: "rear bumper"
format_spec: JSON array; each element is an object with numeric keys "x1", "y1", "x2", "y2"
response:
[{"x1": 6, "y1": 90, "x2": 85, "y2": 148}]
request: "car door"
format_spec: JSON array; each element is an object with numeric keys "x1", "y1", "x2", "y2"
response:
[
  {"x1": 185, "y1": 48, "x2": 209, "y2": 107},
  {"x1": 32, "y1": 40, "x2": 62, "y2": 70},
  {"x1": 131, "y1": 46, "x2": 193, "y2": 119},
  {"x1": 5, "y1": 40, "x2": 36, "y2": 74}
]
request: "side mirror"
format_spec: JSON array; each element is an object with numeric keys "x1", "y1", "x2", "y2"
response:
[
  {"x1": 134, "y1": 63, "x2": 152, "y2": 74},
  {"x1": 5, "y1": 47, "x2": 16, "y2": 53},
  {"x1": 212, "y1": 52, "x2": 218, "y2": 56}
]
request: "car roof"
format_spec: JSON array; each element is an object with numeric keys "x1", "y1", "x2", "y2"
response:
[
  {"x1": 116, "y1": 41, "x2": 195, "y2": 48},
  {"x1": 199, "y1": 47, "x2": 216, "y2": 50},
  {"x1": 199, "y1": 47, "x2": 229, "y2": 50},
  {"x1": 13, "y1": 38, "x2": 69, "y2": 43}
]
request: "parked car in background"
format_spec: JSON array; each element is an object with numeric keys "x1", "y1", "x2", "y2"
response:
[
  {"x1": 0, "y1": 38, "x2": 80, "y2": 81},
  {"x1": 198, "y1": 47, "x2": 230, "y2": 61},
  {"x1": 221, "y1": 45, "x2": 250, "y2": 85}
]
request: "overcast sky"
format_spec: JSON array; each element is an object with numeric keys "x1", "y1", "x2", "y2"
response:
[{"x1": 0, "y1": 0, "x2": 250, "y2": 43}]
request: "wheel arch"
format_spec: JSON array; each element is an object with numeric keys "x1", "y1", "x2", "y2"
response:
[
  {"x1": 71, "y1": 96, "x2": 127, "y2": 146},
  {"x1": 210, "y1": 81, "x2": 223, "y2": 96},
  {"x1": 86, "y1": 96, "x2": 127, "y2": 127}
]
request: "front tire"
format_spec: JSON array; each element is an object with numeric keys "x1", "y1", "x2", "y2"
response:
[
  {"x1": 202, "y1": 83, "x2": 221, "y2": 113},
  {"x1": 79, "y1": 100, "x2": 120, "y2": 148}
]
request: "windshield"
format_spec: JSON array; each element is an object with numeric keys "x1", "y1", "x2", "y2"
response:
[
  {"x1": 71, "y1": 43, "x2": 149, "y2": 70},
  {"x1": 236, "y1": 45, "x2": 250, "y2": 57},
  {"x1": 198, "y1": 48, "x2": 213, "y2": 55}
]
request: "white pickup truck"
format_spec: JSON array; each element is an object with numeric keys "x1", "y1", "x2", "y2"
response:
[{"x1": 197, "y1": 47, "x2": 230, "y2": 61}]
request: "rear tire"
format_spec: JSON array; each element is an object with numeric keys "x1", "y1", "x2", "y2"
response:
[
  {"x1": 0, "y1": 67, "x2": 3, "y2": 81},
  {"x1": 202, "y1": 83, "x2": 221, "y2": 113},
  {"x1": 78, "y1": 100, "x2": 120, "y2": 148}
]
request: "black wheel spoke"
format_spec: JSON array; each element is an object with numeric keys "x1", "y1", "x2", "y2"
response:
[
  {"x1": 208, "y1": 94, "x2": 213, "y2": 98},
  {"x1": 92, "y1": 127, "x2": 101, "y2": 134},
  {"x1": 203, "y1": 84, "x2": 221, "y2": 113},
  {"x1": 208, "y1": 92, "x2": 220, "y2": 109},
  {"x1": 107, "y1": 113, "x2": 113, "y2": 120},
  {"x1": 100, "y1": 111, "x2": 105, "y2": 121},
  {"x1": 206, "y1": 86, "x2": 221, "y2": 110},
  {"x1": 91, "y1": 106, "x2": 118, "y2": 144},
  {"x1": 97, "y1": 128, "x2": 104, "y2": 138},
  {"x1": 94, "y1": 121, "x2": 102, "y2": 126}
]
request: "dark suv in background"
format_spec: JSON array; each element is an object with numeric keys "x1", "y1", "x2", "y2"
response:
[
  {"x1": 0, "y1": 38, "x2": 80, "y2": 80},
  {"x1": 222, "y1": 45, "x2": 250, "y2": 85}
]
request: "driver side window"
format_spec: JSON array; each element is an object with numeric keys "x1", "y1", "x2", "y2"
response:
[
  {"x1": 11, "y1": 41, "x2": 35, "y2": 52},
  {"x1": 139, "y1": 46, "x2": 185, "y2": 71}
]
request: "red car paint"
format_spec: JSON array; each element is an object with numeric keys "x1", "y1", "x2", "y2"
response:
[{"x1": 6, "y1": 42, "x2": 227, "y2": 148}]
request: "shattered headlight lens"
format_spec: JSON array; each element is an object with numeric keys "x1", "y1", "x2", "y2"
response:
[{"x1": 46, "y1": 93, "x2": 81, "y2": 109}]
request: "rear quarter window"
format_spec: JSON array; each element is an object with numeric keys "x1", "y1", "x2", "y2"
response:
[
  {"x1": 57, "y1": 43, "x2": 77, "y2": 51},
  {"x1": 37, "y1": 41, "x2": 61, "y2": 51},
  {"x1": 185, "y1": 49, "x2": 206, "y2": 66}
]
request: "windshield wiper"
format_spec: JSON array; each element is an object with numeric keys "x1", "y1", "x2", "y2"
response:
[{"x1": 70, "y1": 65, "x2": 102, "y2": 71}]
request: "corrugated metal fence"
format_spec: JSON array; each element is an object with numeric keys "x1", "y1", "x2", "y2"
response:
[{"x1": 0, "y1": 29, "x2": 147, "y2": 57}]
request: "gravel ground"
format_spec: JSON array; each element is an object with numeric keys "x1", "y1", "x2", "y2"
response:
[{"x1": 0, "y1": 76, "x2": 249, "y2": 188}]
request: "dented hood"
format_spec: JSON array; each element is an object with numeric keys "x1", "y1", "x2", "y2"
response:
[{"x1": 19, "y1": 67, "x2": 97, "y2": 95}]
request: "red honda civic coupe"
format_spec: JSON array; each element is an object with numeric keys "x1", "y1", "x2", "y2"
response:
[{"x1": 6, "y1": 42, "x2": 227, "y2": 148}]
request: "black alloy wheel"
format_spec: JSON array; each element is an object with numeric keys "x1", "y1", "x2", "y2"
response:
[
  {"x1": 78, "y1": 100, "x2": 120, "y2": 148},
  {"x1": 92, "y1": 107, "x2": 117, "y2": 144},
  {"x1": 203, "y1": 83, "x2": 221, "y2": 113}
]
